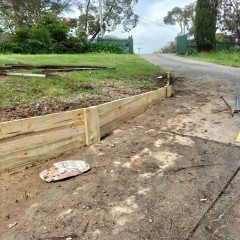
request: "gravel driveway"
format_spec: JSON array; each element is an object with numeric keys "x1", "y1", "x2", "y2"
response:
[{"x1": 142, "y1": 54, "x2": 240, "y2": 95}]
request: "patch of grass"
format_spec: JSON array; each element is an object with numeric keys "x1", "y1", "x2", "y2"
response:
[
  {"x1": 0, "y1": 54, "x2": 164, "y2": 106},
  {"x1": 187, "y1": 49, "x2": 240, "y2": 67}
]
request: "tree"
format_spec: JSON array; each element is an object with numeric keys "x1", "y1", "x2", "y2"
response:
[
  {"x1": 0, "y1": 0, "x2": 71, "y2": 32},
  {"x1": 163, "y1": 3, "x2": 195, "y2": 35},
  {"x1": 37, "y1": 13, "x2": 69, "y2": 42},
  {"x1": 217, "y1": 0, "x2": 240, "y2": 41},
  {"x1": 194, "y1": 0, "x2": 218, "y2": 51},
  {"x1": 154, "y1": 41, "x2": 176, "y2": 54},
  {"x1": 76, "y1": 0, "x2": 139, "y2": 40}
]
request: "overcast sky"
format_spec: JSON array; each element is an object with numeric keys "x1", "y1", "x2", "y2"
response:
[{"x1": 112, "y1": 0, "x2": 194, "y2": 54}]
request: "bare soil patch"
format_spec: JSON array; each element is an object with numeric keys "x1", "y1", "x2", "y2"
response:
[{"x1": 1, "y1": 78, "x2": 240, "y2": 239}]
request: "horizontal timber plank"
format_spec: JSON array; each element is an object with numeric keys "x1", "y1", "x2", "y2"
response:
[
  {"x1": 0, "y1": 109, "x2": 84, "y2": 140},
  {"x1": 0, "y1": 123, "x2": 85, "y2": 155},
  {"x1": 6, "y1": 73, "x2": 47, "y2": 78},
  {"x1": 99, "y1": 91, "x2": 161, "y2": 127},
  {"x1": 98, "y1": 92, "x2": 149, "y2": 116},
  {"x1": 0, "y1": 134, "x2": 85, "y2": 172},
  {"x1": 100, "y1": 111, "x2": 135, "y2": 138}
]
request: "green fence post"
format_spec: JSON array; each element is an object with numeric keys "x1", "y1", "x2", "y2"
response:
[{"x1": 128, "y1": 36, "x2": 134, "y2": 54}]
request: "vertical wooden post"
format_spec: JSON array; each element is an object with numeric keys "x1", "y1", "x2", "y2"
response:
[
  {"x1": 166, "y1": 85, "x2": 172, "y2": 98},
  {"x1": 84, "y1": 106, "x2": 100, "y2": 146}
]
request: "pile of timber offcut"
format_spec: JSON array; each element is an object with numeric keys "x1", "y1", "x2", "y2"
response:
[{"x1": 0, "y1": 64, "x2": 115, "y2": 78}]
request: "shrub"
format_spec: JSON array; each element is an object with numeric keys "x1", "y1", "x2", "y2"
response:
[
  {"x1": 37, "y1": 13, "x2": 69, "y2": 42},
  {"x1": 86, "y1": 43, "x2": 124, "y2": 53},
  {"x1": 62, "y1": 36, "x2": 87, "y2": 53},
  {"x1": 28, "y1": 27, "x2": 52, "y2": 54},
  {"x1": 160, "y1": 41, "x2": 176, "y2": 53},
  {"x1": 15, "y1": 27, "x2": 31, "y2": 42}
]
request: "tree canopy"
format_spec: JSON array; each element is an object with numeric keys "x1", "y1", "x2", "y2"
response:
[
  {"x1": 0, "y1": 0, "x2": 139, "y2": 40},
  {"x1": 76, "y1": 0, "x2": 139, "y2": 40},
  {"x1": 163, "y1": 3, "x2": 195, "y2": 36},
  {"x1": 194, "y1": 0, "x2": 218, "y2": 51},
  {"x1": 217, "y1": 0, "x2": 240, "y2": 40},
  {"x1": 0, "y1": 0, "x2": 71, "y2": 32}
]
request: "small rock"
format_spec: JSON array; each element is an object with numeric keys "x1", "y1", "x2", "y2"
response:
[
  {"x1": 61, "y1": 209, "x2": 73, "y2": 216},
  {"x1": 200, "y1": 198, "x2": 208, "y2": 202},
  {"x1": 9, "y1": 222, "x2": 17, "y2": 228},
  {"x1": 149, "y1": 219, "x2": 153, "y2": 223}
]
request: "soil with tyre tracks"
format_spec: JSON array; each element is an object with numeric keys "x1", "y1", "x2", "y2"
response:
[{"x1": 1, "y1": 77, "x2": 240, "y2": 240}]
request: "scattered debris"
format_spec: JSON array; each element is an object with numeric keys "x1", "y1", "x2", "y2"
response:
[
  {"x1": 39, "y1": 160, "x2": 91, "y2": 182},
  {"x1": 211, "y1": 197, "x2": 240, "y2": 222},
  {"x1": 6, "y1": 73, "x2": 47, "y2": 78},
  {"x1": 236, "y1": 132, "x2": 240, "y2": 143},
  {"x1": 8, "y1": 222, "x2": 17, "y2": 229},
  {"x1": 3, "y1": 63, "x2": 113, "y2": 70},
  {"x1": 134, "y1": 160, "x2": 143, "y2": 168},
  {"x1": 200, "y1": 198, "x2": 208, "y2": 202},
  {"x1": 166, "y1": 164, "x2": 227, "y2": 174},
  {"x1": 39, "y1": 234, "x2": 78, "y2": 240},
  {"x1": 221, "y1": 96, "x2": 240, "y2": 116},
  {"x1": 0, "y1": 64, "x2": 115, "y2": 79},
  {"x1": 60, "y1": 209, "x2": 73, "y2": 216}
]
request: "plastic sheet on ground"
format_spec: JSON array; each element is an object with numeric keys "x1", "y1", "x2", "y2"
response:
[{"x1": 39, "y1": 160, "x2": 91, "y2": 182}]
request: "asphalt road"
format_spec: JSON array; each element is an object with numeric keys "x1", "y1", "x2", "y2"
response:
[{"x1": 142, "y1": 54, "x2": 240, "y2": 95}]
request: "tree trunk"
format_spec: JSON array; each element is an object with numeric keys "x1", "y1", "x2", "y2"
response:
[
  {"x1": 85, "y1": 0, "x2": 91, "y2": 33},
  {"x1": 90, "y1": 0, "x2": 117, "y2": 41}
]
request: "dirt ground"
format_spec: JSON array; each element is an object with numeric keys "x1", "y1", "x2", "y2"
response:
[{"x1": 1, "y1": 77, "x2": 240, "y2": 240}]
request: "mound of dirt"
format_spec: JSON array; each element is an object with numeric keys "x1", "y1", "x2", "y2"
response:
[{"x1": 0, "y1": 83, "x2": 161, "y2": 122}]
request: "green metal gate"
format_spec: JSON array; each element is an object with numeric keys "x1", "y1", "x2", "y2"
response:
[{"x1": 176, "y1": 34, "x2": 188, "y2": 54}]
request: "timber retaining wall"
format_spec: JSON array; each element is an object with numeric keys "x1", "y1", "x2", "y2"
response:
[{"x1": 0, "y1": 85, "x2": 172, "y2": 172}]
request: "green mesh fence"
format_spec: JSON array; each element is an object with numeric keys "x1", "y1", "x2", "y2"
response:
[{"x1": 93, "y1": 36, "x2": 134, "y2": 54}]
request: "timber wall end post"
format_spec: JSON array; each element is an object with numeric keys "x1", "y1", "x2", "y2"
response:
[{"x1": 84, "y1": 106, "x2": 100, "y2": 146}]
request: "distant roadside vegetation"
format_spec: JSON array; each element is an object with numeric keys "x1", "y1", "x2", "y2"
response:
[
  {"x1": 154, "y1": 41, "x2": 239, "y2": 68},
  {"x1": 187, "y1": 48, "x2": 240, "y2": 67}
]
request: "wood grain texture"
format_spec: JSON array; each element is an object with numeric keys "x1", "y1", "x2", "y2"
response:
[
  {"x1": 99, "y1": 87, "x2": 167, "y2": 137},
  {"x1": 84, "y1": 106, "x2": 100, "y2": 146},
  {"x1": 0, "y1": 110, "x2": 86, "y2": 172},
  {"x1": 0, "y1": 109, "x2": 84, "y2": 140},
  {"x1": 0, "y1": 134, "x2": 85, "y2": 172},
  {"x1": 166, "y1": 85, "x2": 172, "y2": 98},
  {"x1": 98, "y1": 94, "x2": 143, "y2": 116}
]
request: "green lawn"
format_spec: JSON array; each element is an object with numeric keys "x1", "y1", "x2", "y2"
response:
[
  {"x1": 0, "y1": 54, "x2": 164, "y2": 106},
  {"x1": 187, "y1": 50, "x2": 240, "y2": 67}
]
